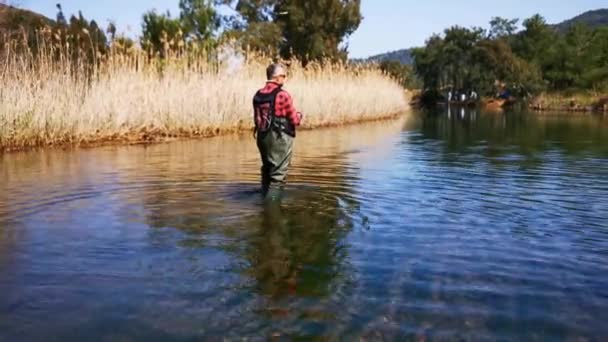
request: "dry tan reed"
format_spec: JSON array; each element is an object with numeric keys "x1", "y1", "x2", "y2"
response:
[{"x1": 0, "y1": 37, "x2": 408, "y2": 151}]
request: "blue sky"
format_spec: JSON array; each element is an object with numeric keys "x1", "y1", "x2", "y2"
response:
[{"x1": 20, "y1": 0, "x2": 607, "y2": 58}]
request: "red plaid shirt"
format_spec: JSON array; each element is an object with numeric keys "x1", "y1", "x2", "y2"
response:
[{"x1": 256, "y1": 82, "x2": 302, "y2": 126}]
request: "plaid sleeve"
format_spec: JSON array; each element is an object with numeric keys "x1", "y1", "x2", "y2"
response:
[{"x1": 276, "y1": 91, "x2": 301, "y2": 126}]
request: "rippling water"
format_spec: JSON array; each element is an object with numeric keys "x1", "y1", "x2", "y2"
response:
[{"x1": 1, "y1": 110, "x2": 608, "y2": 340}]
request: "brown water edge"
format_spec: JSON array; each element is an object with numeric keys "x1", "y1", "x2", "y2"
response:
[
  {"x1": 0, "y1": 112, "x2": 408, "y2": 154},
  {"x1": 530, "y1": 104, "x2": 608, "y2": 113},
  {"x1": 0, "y1": 115, "x2": 410, "y2": 206},
  {"x1": 529, "y1": 94, "x2": 608, "y2": 113}
]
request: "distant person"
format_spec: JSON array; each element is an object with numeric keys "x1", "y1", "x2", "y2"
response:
[
  {"x1": 499, "y1": 89, "x2": 511, "y2": 100},
  {"x1": 253, "y1": 63, "x2": 303, "y2": 199},
  {"x1": 471, "y1": 90, "x2": 478, "y2": 100},
  {"x1": 448, "y1": 90, "x2": 453, "y2": 102}
]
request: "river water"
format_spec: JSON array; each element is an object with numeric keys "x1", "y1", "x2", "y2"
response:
[{"x1": 1, "y1": 110, "x2": 607, "y2": 340}]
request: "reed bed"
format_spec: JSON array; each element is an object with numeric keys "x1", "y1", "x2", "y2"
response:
[{"x1": 0, "y1": 37, "x2": 408, "y2": 152}]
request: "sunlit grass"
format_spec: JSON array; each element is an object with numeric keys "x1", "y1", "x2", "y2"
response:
[{"x1": 0, "y1": 35, "x2": 408, "y2": 152}]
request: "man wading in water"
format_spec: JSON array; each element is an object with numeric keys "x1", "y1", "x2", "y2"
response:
[{"x1": 253, "y1": 63, "x2": 303, "y2": 199}]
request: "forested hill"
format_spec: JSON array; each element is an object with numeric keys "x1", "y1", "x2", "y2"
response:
[
  {"x1": 360, "y1": 48, "x2": 414, "y2": 65},
  {"x1": 360, "y1": 8, "x2": 608, "y2": 64},
  {"x1": 554, "y1": 9, "x2": 608, "y2": 32},
  {"x1": 0, "y1": 3, "x2": 55, "y2": 32}
]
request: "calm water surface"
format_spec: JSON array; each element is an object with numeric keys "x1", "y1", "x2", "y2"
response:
[{"x1": 1, "y1": 110, "x2": 608, "y2": 340}]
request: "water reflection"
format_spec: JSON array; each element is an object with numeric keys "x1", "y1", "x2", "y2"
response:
[
  {"x1": 412, "y1": 108, "x2": 608, "y2": 157},
  {"x1": 137, "y1": 159, "x2": 360, "y2": 300},
  {"x1": 1, "y1": 113, "x2": 608, "y2": 339},
  {"x1": 244, "y1": 194, "x2": 354, "y2": 300}
]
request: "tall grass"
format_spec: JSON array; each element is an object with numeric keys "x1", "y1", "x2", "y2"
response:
[{"x1": 0, "y1": 35, "x2": 408, "y2": 152}]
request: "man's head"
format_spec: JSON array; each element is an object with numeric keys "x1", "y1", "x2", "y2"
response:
[{"x1": 266, "y1": 63, "x2": 287, "y2": 85}]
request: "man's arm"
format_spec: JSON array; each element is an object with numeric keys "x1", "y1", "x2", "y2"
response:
[{"x1": 278, "y1": 91, "x2": 302, "y2": 126}]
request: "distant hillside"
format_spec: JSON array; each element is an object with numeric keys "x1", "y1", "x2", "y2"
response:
[
  {"x1": 353, "y1": 48, "x2": 415, "y2": 65},
  {"x1": 0, "y1": 3, "x2": 55, "y2": 33},
  {"x1": 0, "y1": 4, "x2": 55, "y2": 30},
  {"x1": 357, "y1": 8, "x2": 608, "y2": 65},
  {"x1": 554, "y1": 8, "x2": 608, "y2": 32},
  {"x1": 368, "y1": 48, "x2": 414, "y2": 64}
]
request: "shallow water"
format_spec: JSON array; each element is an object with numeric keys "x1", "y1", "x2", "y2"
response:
[{"x1": 1, "y1": 110, "x2": 608, "y2": 340}]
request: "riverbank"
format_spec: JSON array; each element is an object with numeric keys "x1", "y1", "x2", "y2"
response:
[
  {"x1": 406, "y1": 89, "x2": 608, "y2": 114},
  {"x1": 0, "y1": 46, "x2": 408, "y2": 153},
  {"x1": 529, "y1": 92, "x2": 608, "y2": 113}
]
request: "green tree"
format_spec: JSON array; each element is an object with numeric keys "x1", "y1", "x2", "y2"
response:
[
  {"x1": 488, "y1": 17, "x2": 519, "y2": 39},
  {"x1": 379, "y1": 60, "x2": 417, "y2": 88},
  {"x1": 513, "y1": 14, "x2": 556, "y2": 66},
  {"x1": 412, "y1": 35, "x2": 444, "y2": 92},
  {"x1": 275, "y1": 0, "x2": 362, "y2": 65},
  {"x1": 475, "y1": 38, "x2": 543, "y2": 96},
  {"x1": 413, "y1": 26, "x2": 487, "y2": 93},
  {"x1": 215, "y1": 0, "x2": 283, "y2": 56},
  {"x1": 441, "y1": 26, "x2": 485, "y2": 91},
  {"x1": 413, "y1": 21, "x2": 544, "y2": 101},
  {"x1": 581, "y1": 26, "x2": 608, "y2": 90},
  {"x1": 141, "y1": 10, "x2": 183, "y2": 56},
  {"x1": 413, "y1": 12, "x2": 608, "y2": 100},
  {"x1": 542, "y1": 23, "x2": 592, "y2": 89},
  {"x1": 179, "y1": 0, "x2": 219, "y2": 44},
  {"x1": 142, "y1": 0, "x2": 219, "y2": 57},
  {"x1": 216, "y1": 0, "x2": 362, "y2": 65}
]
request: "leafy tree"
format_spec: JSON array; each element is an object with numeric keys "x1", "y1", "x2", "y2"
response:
[
  {"x1": 179, "y1": 0, "x2": 219, "y2": 43},
  {"x1": 413, "y1": 22, "x2": 544, "y2": 100},
  {"x1": 580, "y1": 26, "x2": 608, "y2": 90},
  {"x1": 513, "y1": 14, "x2": 556, "y2": 66},
  {"x1": 142, "y1": 0, "x2": 218, "y2": 56},
  {"x1": 565, "y1": 23, "x2": 593, "y2": 89},
  {"x1": 141, "y1": 10, "x2": 183, "y2": 56},
  {"x1": 221, "y1": 21, "x2": 282, "y2": 56},
  {"x1": 216, "y1": 0, "x2": 362, "y2": 65},
  {"x1": 414, "y1": 12, "x2": 608, "y2": 98},
  {"x1": 215, "y1": 0, "x2": 282, "y2": 56},
  {"x1": 488, "y1": 17, "x2": 518, "y2": 39},
  {"x1": 441, "y1": 26, "x2": 486, "y2": 91},
  {"x1": 541, "y1": 23, "x2": 591, "y2": 89},
  {"x1": 275, "y1": 0, "x2": 362, "y2": 65},
  {"x1": 412, "y1": 35, "x2": 444, "y2": 91},
  {"x1": 379, "y1": 60, "x2": 417, "y2": 88},
  {"x1": 475, "y1": 38, "x2": 543, "y2": 96}
]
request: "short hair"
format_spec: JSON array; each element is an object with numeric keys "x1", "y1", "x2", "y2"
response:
[{"x1": 266, "y1": 63, "x2": 286, "y2": 80}]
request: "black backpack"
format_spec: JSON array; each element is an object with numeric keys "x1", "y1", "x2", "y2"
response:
[{"x1": 253, "y1": 86, "x2": 283, "y2": 136}]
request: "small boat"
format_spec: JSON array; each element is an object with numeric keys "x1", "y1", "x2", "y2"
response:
[{"x1": 484, "y1": 98, "x2": 506, "y2": 111}]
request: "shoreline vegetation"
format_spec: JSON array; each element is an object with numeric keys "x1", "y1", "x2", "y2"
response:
[
  {"x1": 410, "y1": 94, "x2": 608, "y2": 114},
  {"x1": 408, "y1": 89, "x2": 607, "y2": 114},
  {"x1": 408, "y1": 14, "x2": 608, "y2": 112},
  {"x1": 0, "y1": 1, "x2": 410, "y2": 153},
  {"x1": 0, "y1": 38, "x2": 408, "y2": 153},
  {"x1": 528, "y1": 92, "x2": 608, "y2": 113}
]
